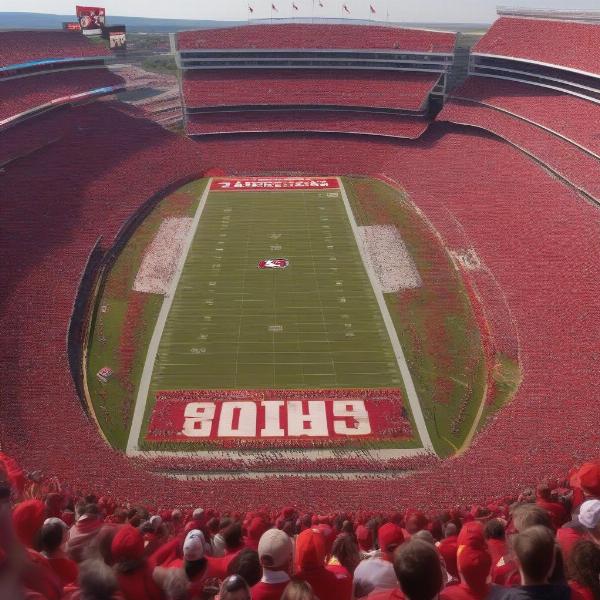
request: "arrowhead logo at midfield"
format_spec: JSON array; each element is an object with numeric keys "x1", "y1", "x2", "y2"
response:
[{"x1": 258, "y1": 258, "x2": 289, "y2": 269}]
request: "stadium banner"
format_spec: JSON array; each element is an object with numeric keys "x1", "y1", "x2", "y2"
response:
[
  {"x1": 76, "y1": 5, "x2": 106, "y2": 36},
  {"x1": 62, "y1": 21, "x2": 82, "y2": 30},
  {"x1": 210, "y1": 177, "x2": 340, "y2": 191},
  {"x1": 145, "y1": 388, "x2": 413, "y2": 447}
]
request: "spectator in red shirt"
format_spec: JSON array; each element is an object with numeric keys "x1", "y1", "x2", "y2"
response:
[
  {"x1": 536, "y1": 484, "x2": 568, "y2": 530},
  {"x1": 484, "y1": 519, "x2": 507, "y2": 568},
  {"x1": 111, "y1": 524, "x2": 162, "y2": 600},
  {"x1": 437, "y1": 523, "x2": 459, "y2": 583},
  {"x1": 251, "y1": 528, "x2": 293, "y2": 600},
  {"x1": 567, "y1": 540, "x2": 600, "y2": 600},
  {"x1": 492, "y1": 504, "x2": 551, "y2": 587},
  {"x1": 327, "y1": 533, "x2": 360, "y2": 577},
  {"x1": 295, "y1": 527, "x2": 351, "y2": 600},
  {"x1": 558, "y1": 500, "x2": 600, "y2": 564},
  {"x1": 440, "y1": 544, "x2": 492, "y2": 600},
  {"x1": 40, "y1": 518, "x2": 78, "y2": 586},
  {"x1": 216, "y1": 574, "x2": 251, "y2": 600}
]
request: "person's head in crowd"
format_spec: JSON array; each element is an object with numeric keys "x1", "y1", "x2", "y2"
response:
[
  {"x1": 83, "y1": 524, "x2": 118, "y2": 564},
  {"x1": 219, "y1": 517, "x2": 233, "y2": 533},
  {"x1": 39, "y1": 517, "x2": 68, "y2": 557},
  {"x1": 207, "y1": 516, "x2": 220, "y2": 536},
  {"x1": 183, "y1": 529, "x2": 207, "y2": 578},
  {"x1": 111, "y1": 524, "x2": 145, "y2": 572},
  {"x1": 259, "y1": 528, "x2": 293, "y2": 572},
  {"x1": 12, "y1": 498, "x2": 45, "y2": 548},
  {"x1": 160, "y1": 568, "x2": 190, "y2": 600},
  {"x1": 330, "y1": 532, "x2": 360, "y2": 573},
  {"x1": 223, "y1": 522, "x2": 244, "y2": 552},
  {"x1": 295, "y1": 527, "x2": 326, "y2": 572},
  {"x1": 567, "y1": 539, "x2": 600, "y2": 599},
  {"x1": 511, "y1": 503, "x2": 552, "y2": 533},
  {"x1": 444, "y1": 523, "x2": 458, "y2": 538},
  {"x1": 457, "y1": 544, "x2": 492, "y2": 594},
  {"x1": 281, "y1": 579, "x2": 317, "y2": 600},
  {"x1": 228, "y1": 548, "x2": 261, "y2": 587},
  {"x1": 246, "y1": 517, "x2": 268, "y2": 550},
  {"x1": 577, "y1": 499, "x2": 600, "y2": 542},
  {"x1": 378, "y1": 522, "x2": 405, "y2": 561},
  {"x1": 394, "y1": 539, "x2": 443, "y2": 600},
  {"x1": 356, "y1": 524, "x2": 373, "y2": 552},
  {"x1": 217, "y1": 574, "x2": 251, "y2": 600},
  {"x1": 341, "y1": 520, "x2": 354, "y2": 535},
  {"x1": 406, "y1": 513, "x2": 428, "y2": 535},
  {"x1": 578, "y1": 463, "x2": 600, "y2": 499},
  {"x1": 192, "y1": 507, "x2": 204, "y2": 523},
  {"x1": 413, "y1": 530, "x2": 435, "y2": 545},
  {"x1": 77, "y1": 558, "x2": 120, "y2": 600},
  {"x1": 484, "y1": 518, "x2": 506, "y2": 541},
  {"x1": 513, "y1": 525, "x2": 557, "y2": 585}
]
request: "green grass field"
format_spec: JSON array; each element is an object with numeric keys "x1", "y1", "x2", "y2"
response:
[
  {"x1": 137, "y1": 186, "x2": 417, "y2": 448},
  {"x1": 86, "y1": 176, "x2": 519, "y2": 460}
]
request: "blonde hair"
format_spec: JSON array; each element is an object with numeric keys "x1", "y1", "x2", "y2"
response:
[{"x1": 281, "y1": 579, "x2": 315, "y2": 600}]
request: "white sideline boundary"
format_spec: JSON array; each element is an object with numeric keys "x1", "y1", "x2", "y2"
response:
[
  {"x1": 126, "y1": 177, "x2": 434, "y2": 459},
  {"x1": 126, "y1": 179, "x2": 213, "y2": 453},
  {"x1": 337, "y1": 178, "x2": 434, "y2": 452}
]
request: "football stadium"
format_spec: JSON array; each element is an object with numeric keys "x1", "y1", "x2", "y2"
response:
[{"x1": 1, "y1": 2, "x2": 600, "y2": 598}]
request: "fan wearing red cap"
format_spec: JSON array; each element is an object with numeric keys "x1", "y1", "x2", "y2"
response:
[
  {"x1": 440, "y1": 543, "x2": 492, "y2": 600},
  {"x1": 354, "y1": 523, "x2": 405, "y2": 597},
  {"x1": 294, "y1": 527, "x2": 351, "y2": 600},
  {"x1": 111, "y1": 524, "x2": 162, "y2": 600}
]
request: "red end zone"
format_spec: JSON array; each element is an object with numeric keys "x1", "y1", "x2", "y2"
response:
[
  {"x1": 210, "y1": 176, "x2": 339, "y2": 191},
  {"x1": 146, "y1": 388, "x2": 413, "y2": 448}
]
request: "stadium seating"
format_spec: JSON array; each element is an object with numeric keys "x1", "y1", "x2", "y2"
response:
[
  {"x1": 438, "y1": 98, "x2": 600, "y2": 200},
  {"x1": 450, "y1": 76, "x2": 600, "y2": 156},
  {"x1": 178, "y1": 23, "x2": 456, "y2": 52},
  {"x1": 0, "y1": 30, "x2": 111, "y2": 69},
  {"x1": 0, "y1": 68, "x2": 125, "y2": 125},
  {"x1": 182, "y1": 69, "x2": 440, "y2": 111},
  {"x1": 472, "y1": 16, "x2": 600, "y2": 77},
  {"x1": 186, "y1": 110, "x2": 430, "y2": 138},
  {"x1": 2, "y1": 109, "x2": 599, "y2": 510}
]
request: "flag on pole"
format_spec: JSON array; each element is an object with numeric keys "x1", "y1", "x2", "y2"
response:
[
  {"x1": 318, "y1": 0, "x2": 324, "y2": 6},
  {"x1": 272, "y1": 3, "x2": 278, "y2": 10},
  {"x1": 248, "y1": 4, "x2": 254, "y2": 13},
  {"x1": 292, "y1": 2, "x2": 299, "y2": 10},
  {"x1": 343, "y1": 3, "x2": 350, "y2": 13},
  {"x1": 370, "y1": 4, "x2": 376, "y2": 14}
]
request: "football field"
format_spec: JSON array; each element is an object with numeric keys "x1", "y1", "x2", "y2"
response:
[{"x1": 127, "y1": 178, "x2": 429, "y2": 452}]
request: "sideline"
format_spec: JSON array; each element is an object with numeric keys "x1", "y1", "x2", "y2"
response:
[
  {"x1": 337, "y1": 177, "x2": 435, "y2": 452},
  {"x1": 126, "y1": 179, "x2": 213, "y2": 453}
]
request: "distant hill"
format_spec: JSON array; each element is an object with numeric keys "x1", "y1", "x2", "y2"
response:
[{"x1": 0, "y1": 12, "x2": 239, "y2": 32}]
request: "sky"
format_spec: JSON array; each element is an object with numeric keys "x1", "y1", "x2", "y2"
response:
[{"x1": 1, "y1": 0, "x2": 598, "y2": 23}]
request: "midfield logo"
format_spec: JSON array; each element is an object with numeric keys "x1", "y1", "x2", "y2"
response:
[{"x1": 258, "y1": 258, "x2": 289, "y2": 269}]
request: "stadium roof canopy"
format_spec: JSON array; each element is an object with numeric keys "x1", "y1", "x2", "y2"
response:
[
  {"x1": 177, "y1": 23, "x2": 456, "y2": 53},
  {"x1": 472, "y1": 16, "x2": 600, "y2": 78}
]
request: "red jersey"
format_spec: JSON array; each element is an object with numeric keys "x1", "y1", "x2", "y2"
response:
[
  {"x1": 440, "y1": 583, "x2": 491, "y2": 600},
  {"x1": 251, "y1": 580, "x2": 290, "y2": 600},
  {"x1": 296, "y1": 566, "x2": 352, "y2": 600}
]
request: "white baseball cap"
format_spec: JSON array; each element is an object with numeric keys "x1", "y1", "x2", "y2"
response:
[
  {"x1": 183, "y1": 529, "x2": 206, "y2": 561},
  {"x1": 578, "y1": 500, "x2": 600, "y2": 529},
  {"x1": 258, "y1": 529, "x2": 293, "y2": 569}
]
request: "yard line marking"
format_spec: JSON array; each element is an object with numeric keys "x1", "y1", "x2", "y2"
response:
[
  {"x1": 126, "y1": 179, "x2": 213, "y2": 454},
  {"x1": 337, "y1": 177, "x2": 434, "y2": 452}
]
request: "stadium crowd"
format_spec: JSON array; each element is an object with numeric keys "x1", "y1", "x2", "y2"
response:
[{"x1": 3, "y1": 451, "x2": 600, "y2": 600}]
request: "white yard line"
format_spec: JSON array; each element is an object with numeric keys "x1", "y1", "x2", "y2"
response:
[
  {"x1": 162, "y1": 470, "x2": 416, "y2": 480},
  {"x1": 337, "y1": 178, "x2": 435, "y2": 452},
  {"x1": 126, "y1": 179, "x2": 213, "y2": 454}
]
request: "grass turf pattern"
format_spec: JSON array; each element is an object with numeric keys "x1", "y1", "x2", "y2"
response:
[{"x1": 146, "y1": 189, "x2": 405, "y2": 398}]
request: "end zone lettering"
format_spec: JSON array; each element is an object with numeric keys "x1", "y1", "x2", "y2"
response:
[
  {"x1": 145, "y1": 388, "x2": 413, "y2": 445},
  {"x1": 210, "y1": 177, "x2": 339, "y2": 191}
]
